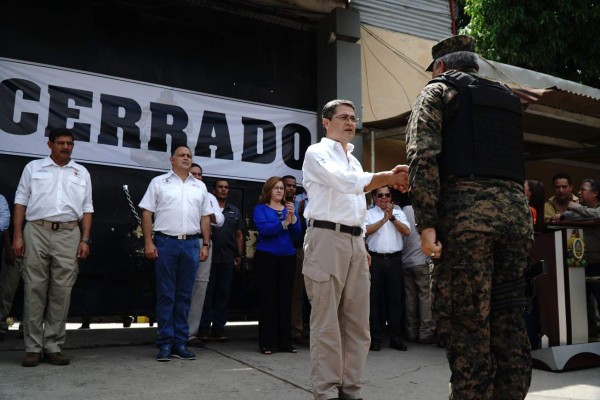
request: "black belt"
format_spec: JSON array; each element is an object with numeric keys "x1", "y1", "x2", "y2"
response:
[
  {"x1": 309, "y1": 220, "x2": 362, "y2": 236},
  {"x1": 369, "y1": 251, "x2": 402, "y2": 259},
  {"x1": 154, "y1": 232, "x2": 199, "y2": 240}
]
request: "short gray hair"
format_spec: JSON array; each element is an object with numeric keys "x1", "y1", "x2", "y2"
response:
[
  {"x1": 434, "y1": 51, "x2": 479, "y2": 72},
  {"x1": 583, "y1": 179, "x2": 600, "y2": 195}
]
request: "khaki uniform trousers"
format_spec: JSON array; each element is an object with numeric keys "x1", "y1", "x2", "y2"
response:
[
  {"x1": 303, "y1": 227, "x2": 370, "y2": 400},
  {"x1": 188, "y1": 242, "x2": 212, "y2": 339},
  {"x1": 22, "y1": 222, "x2": 80, "y2": 353},
  {"x1": 291, "y1": 247, "x2": 305, "y2": 337},
  {"x1": 403, "y1": 264, "x2": 436, "y2": 341}
]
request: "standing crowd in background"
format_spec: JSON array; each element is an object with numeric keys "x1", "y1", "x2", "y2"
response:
[{"x1": 1, "y1": 34, "x2": 600, "y2": 400}]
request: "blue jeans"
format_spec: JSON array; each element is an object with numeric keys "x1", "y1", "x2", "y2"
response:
[
  {"x1": 154, "y1": 235, "x2": 200, "y2": 347},
  {"x1": 200, "y1": 262, "x2": 234, "y2": 331}
]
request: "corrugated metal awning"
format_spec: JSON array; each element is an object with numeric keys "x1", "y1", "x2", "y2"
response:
[{"x1": 351, "y1": 0, "x2": 452, "y2": 41}]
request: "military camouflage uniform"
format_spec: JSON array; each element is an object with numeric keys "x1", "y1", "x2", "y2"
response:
[{"x1": 406, "y1": 73, "x2": 534, "y2": 400}]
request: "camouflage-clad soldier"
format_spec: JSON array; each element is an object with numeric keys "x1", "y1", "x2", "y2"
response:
[{"x1": 406, "y1": 35, "x2": 534, "y2": 400}]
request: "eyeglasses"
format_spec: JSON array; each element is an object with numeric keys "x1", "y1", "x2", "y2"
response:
[
  {"x1": 332, "y1": 114, "x2": 359, "y2": 124},
  {"x1": 273, "y1": 186, "x2": 284, "y2": 191},
  {"x1": 376, "y1": 193, "x2": 391, "y2": 198}
]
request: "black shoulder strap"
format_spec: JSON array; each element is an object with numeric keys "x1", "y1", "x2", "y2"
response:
[{"x1": 429, "y1": 70, "x2": 477, "y2": 90}]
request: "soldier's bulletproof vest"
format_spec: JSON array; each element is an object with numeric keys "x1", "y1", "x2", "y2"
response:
[{"x1": 429, "y1": 70, "x2": 525, "y2": 183}]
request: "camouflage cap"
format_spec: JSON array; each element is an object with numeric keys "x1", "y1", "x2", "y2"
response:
[{"x1": 425, "y1": 34, "x2": 476, "y2": 72}]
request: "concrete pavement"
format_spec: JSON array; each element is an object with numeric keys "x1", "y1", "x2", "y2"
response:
[{"x1": 0, "y1": 322, "x2": 598, "y2": 400}]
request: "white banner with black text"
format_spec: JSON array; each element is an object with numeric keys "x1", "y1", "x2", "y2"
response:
[{"x1": 0, "y1": 57, "x2": 317, "y2": 182}]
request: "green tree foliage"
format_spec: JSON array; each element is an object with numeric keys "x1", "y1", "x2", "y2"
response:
[{"x1": 459, "y1": 0, "x2": 600, "y2": 88}]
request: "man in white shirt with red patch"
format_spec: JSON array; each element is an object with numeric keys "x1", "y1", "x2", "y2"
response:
[{"x1": 13, "y1": 128, "x2": 93, "y2": 367}]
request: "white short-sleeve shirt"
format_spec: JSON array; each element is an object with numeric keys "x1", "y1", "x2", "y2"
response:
[
  {"x1": 139, "y1": 170, "x2": 212, "y2": 236},
  {"x1": 15, "y1": 157, "x2": 94, "y2": 222}
]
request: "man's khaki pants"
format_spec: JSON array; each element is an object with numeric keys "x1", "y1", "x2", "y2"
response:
[
  {"x1": 303, "y1": 227, "x2": 370, "y2": 400},
  {"x1": 22, "y1": 223, "x2": 79, "y2": 353},
  {"x1": 291, "y1": 247, "x2": 305, "y2": 338},
  {"x1": 188, "y1": 243, "x2": 212, "y2": 339}
]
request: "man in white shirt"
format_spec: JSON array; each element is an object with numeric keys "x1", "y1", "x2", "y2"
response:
[
  {"x1": 302, "y1": 99, "x2": 408, "y2": 400},
  {"x1": 365, "y1": 186, "x2": 410, "y2": 352},
  {"x1": 139, "y1": 146, "x2": 212, "y2": 362},
  {"x1": 13, "y1": 128, "x2": 93, "y2": 367},
  {"x1": 186, "y1": 163, "x2": 224, "y2": 347}
]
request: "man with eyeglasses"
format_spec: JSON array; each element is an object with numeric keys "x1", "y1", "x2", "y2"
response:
[
  {"x1": 562, "y1": 179, "x2": 600, "y2": 338},
  {"x1": 198, "y1": 179, "x2": 245, "y2": 342},
  {"x1": 365, "y1": 186, "x2": 410, "y2": 352},
  {"x1": 302, "y1": 99, "x2": 408, "y2": 400},
  {"x1": 406, "y1": 35, "x2": 533, "y2": 399},
  {"x1": 139, "y1": 146, "x2": 213, "y2": 362},
  {"x1": 186, "y1": 163, "x2": 224, "y2": 348}
]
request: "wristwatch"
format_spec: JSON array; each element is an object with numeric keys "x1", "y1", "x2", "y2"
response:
[
  {"x1": 80, "y1": 237, "x2": 92, "y2": 245},
  {"x1": 389, "y1": 216, "x2": 396, "y2": 222},
  {"x1": 202, "y1": 241, "x2": 211, "y2": 248}
]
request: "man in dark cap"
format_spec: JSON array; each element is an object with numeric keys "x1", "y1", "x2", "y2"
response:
[{"x1": 406, "y1": 35, "x2": 533, "y2": 399}]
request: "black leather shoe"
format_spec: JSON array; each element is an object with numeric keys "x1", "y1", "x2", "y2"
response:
[
  {"x1": 283, "y1": 346, "x2": 298, "y2": 353},
  {"x1": 43, "y1": 352, "x2": 70, "y2": 365},
  {"x1": 212, "y1": 328, "x2": 228, "y2": 342},
  {"x1": 186, "y1": 338, "x2": 205, "y2": 348},
  {"x1": 22, "y1": 352, "x2": 41, "y2": 367},
  {"x1": 369, "y1": 341, "x2": 381, "y2": 351},
  {"x1": 390, "y1": 339, "x2": 408, "y2": 351}
]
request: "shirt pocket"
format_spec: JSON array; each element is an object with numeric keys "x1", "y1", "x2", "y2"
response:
[
  {"x1": 67, "y1": 174, "x2": 87, "y2": 198},
  {"x1": 31, "y1": 171, "x2": 53, "y2": 197}
]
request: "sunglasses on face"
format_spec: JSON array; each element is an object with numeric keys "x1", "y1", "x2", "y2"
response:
[{"x1": 376, "y1": 193, "x2": 391, "y2": 198}]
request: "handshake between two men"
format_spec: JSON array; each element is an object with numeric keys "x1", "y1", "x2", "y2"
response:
[{"x1": 365, "y1": 164, "x2": 409, "y2": 194}]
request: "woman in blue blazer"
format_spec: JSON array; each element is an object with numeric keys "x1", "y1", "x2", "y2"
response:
[{"x1": 253, "y1": 176, "x2": 302, "y2": 354}]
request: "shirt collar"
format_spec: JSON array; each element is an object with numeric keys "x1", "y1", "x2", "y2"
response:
[
  {"x1": 42, "y1": 156, "x2": 75, "y2": 168},
  {"x1": 321, "y1": 137, "x2": 355, "y2": 154},
  {"x1": 167, "y1": 169, "x2": 195, "y2": 183}
]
